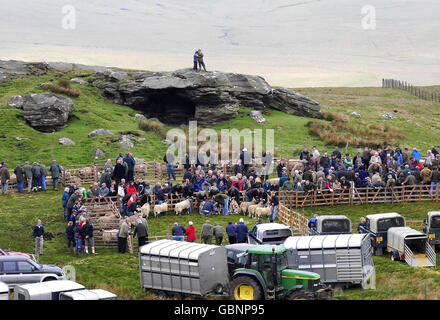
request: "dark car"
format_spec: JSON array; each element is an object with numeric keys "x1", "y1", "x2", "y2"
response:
[
  {"x1": 0, "y1": 256, "x2": 65, "y2": 288},
  {"x1": 225, "y1": 243, "x2": 255, "y2": 275}
]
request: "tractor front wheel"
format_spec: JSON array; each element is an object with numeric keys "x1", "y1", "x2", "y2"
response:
[
  {"x1": 287, "y1": 289, "x2": 314, "y2": 300},
  {"x1": 229, "y1": 276, "x2": 263, "y2": 300}
]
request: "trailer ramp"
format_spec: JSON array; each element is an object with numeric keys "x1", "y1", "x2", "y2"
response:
[{"x1": 404, "y1": 243, "x2": 436, "y2": 267}]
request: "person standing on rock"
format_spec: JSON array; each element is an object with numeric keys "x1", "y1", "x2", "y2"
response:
[
  {"x1": 197, "y1": 49, "x2": 207, "y2": 71},
  {"x1": 14, "y1": 162, "x2": 24, "y2": 193},
  {"x1": 193, "y1": 50, "x2": 199, "y2": 72}
]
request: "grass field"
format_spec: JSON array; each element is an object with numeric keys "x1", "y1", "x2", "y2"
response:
[{"x1": 2, "y1": 189, "x2": 440, "y2": 300}]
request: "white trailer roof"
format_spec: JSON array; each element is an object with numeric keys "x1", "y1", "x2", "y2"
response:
[
  {"x1": 140, "y1": 239, "x2": 220, "y2": 260},
  {"x1": 318, "y1": 215, "x2": 350, "y2": 220},
  {"x1": 366, "y1": 212, "x2": 403, "y2": 223},
  {"x1": 61, "y1": 289, "x2": 117, "y2": 300},
  {"x1": 284, "y1": 234, "x2": 368, "y2": 250},
  {"x1": 388, "y1": 227, "x2": 426, "y2": 239},
  {"x1": 0, "y1": 281, "x2": 8, "y2": 293},
  {"x1": 255, "y1": 223, "x2": 290, "y2": 232},
  {"x1": 18, "y1": 280, "x2": 84, "y2": 295}
]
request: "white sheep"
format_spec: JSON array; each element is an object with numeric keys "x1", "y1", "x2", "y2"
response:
[
  {"x1": 268, "y1": 178, "x2": 280, "y2": 186},
  {"x1": 98, "y1": 216, "x2": 118, "y2": 224},
  {"x1": 153, "y1": 202, "x2": 168, "y2": 217},
  {"x1": 255, "y1": 205, "x2": 273, "y2": 219},
  {"x1": 247, "y1": 204, "x2": 259, "y2": 218},
  {"x1": 229, "y1": 199, "x2": 239, "y2": 214},
  {"x1": 174, "y1": 199, "x2": 191, "y2": 216},
  {"x1": 127, "y1": 213, "x2": 141, "y2": 225},
  {"x1": 240, "y1": 200, "x2": 256, "y2": 215},
  {"x1": 140, "y1": 203, "x2": 151, "y2": 218}
]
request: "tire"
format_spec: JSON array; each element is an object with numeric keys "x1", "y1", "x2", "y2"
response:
[
  {"x1": 229, "y1": 276, "x2": 263, "y2": 300},
  {"x1": 287, "y1": 289, "x2": 314, "y2": 300},
  {"x1": 390, "y1": 250, "x2": 400, "y2": 261}
]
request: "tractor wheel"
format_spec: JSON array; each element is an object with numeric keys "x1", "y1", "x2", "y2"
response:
[
  {"x1": 229, "y1": 276, "x2": 263, "y2": 300},
  {"x1": 287, "y1": 289, "x2": 315, "y2": 300}
]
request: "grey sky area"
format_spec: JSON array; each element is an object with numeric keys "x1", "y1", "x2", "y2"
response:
[{"x1": 0, "y1": 0, "x2": 439, "y2": 87}]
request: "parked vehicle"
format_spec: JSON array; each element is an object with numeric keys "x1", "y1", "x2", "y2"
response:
[
  {"x1": 387, "y1": 227, "x2": 436, "y2": 267},
  {"x1": 248, "y1": 223, "x2": 293, "y2": 245},
  {"x1": 0, "y1": 248, "x2": 35, "y2": 261},
  {"x1": 14, "y1": 280, "x2": 84, "y2": 300},
  {"x1": 423, "y1": 211, "x2": 440, "y2": 249},
  {"x1": 59, "y1": 289, "x2": 117, "y2": 300},
  {"x1": 358, "y1": 212, "x2": 405, "y2": 255},
  {"x1": 309, "y1": 215, "x2": 352, "y2": 235},
  {"x1": 139, "y1": 240, "x2": 229, "y2": 298},
  {"x1": 0, "y1": 256, "x2": 65, "y2": 288},
  {"x1": 229, "y1": 244, "x2": 333, "y2": 300},
  {"x1": 0, "y1": 281, "x2": 9, "y2": 300},
  {"x1": 225, "y1": 243, "x2": 254, "y2": 275},
  {"x1": 284, "y1": 234, "x2": 375, "y2": 289}
]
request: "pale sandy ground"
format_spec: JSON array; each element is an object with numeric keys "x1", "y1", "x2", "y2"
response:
[{"x1": 1, "y1": 0, "x2": 439, "y2": 87}]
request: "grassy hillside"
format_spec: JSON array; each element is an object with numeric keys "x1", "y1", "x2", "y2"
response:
[{"x1": 1, "y1": 70, "x2": 439, "y2": 167}]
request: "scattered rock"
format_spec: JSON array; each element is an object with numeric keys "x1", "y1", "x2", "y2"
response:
[
  {"x1": 350, "y1": 111, "x2": 361, "y2": 118},
  {"x1": 138, "y1": 137, "x2": 146, "y2": 142},
  {"x1": 88, "y1": 128, "x2": 114, "y2": 138},
  {"x1": 8, "y1": 95, "x2": 24, "y2": 109},
  {"x1": 15, "y1": 137, "x2": 22, "y2": 141},
  {"x1": 134, "y1": 114, "x2": 148, "y2": 121},
  {"x1": 382, "y1": 113, "x2": 397, "y2": 120},
  {"x1": 94, "y1": 148, "x2": 105, "y2": 159},
  {"x1": 70, "y1": 78, "x2": 89, "y2": 86},
  {"x1": 250, "y1": 110, "x2": 267, "y2": 124},
  {"x1": 118, "y1": 135, "x2": 134, "y2": 149},
  {"x1": 59, "y1": 137, "x2": 75, "y2": 145},
  {"x1": 21, "y1": 93, "x2": 75, "y2": 132}
]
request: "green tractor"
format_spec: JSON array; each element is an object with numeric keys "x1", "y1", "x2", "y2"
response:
[{"x1": 229, "y1": 244, "x2": 333, "y2": 300}]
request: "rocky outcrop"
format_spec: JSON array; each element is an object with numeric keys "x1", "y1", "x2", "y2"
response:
[
  {"x1": 95, "y1": 148, "x2": 105, "y2": 159},
  {"x1": 8, "y1": 95, "x2": 24, "y2": 109},
  {"x1": 21, "y1": 93, "x2": 75, "y2": 132},
  {"x1": 92, "y1": 69, "x2": 322, "y2": 126},
  {"x1": 0, "y1": 60, "x2": 49, "y2": 83},
  {"x1": 88, "y1": 129, "x2": 114, "y2": 138},
  {"x1": 59, "y1": 137, "x2": 75, "y2": 145},
  {"x1": 250, "y1": 110, "x2": 267, "y2": 124}
]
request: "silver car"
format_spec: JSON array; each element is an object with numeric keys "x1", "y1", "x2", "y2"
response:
[{"x1": 0, "y1": 256, "x2": 65, "y2": 288}]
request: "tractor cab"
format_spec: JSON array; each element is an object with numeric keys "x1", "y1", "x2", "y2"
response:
[
  {"x1": 359, "y1": 212, "x2": 405, "y2": 255},
  {"x1": 229, "y1": 245, "x2": 332, "y2": 300},
  {"x1": 309, "y1": 215, "x2": 352, "y2": 235},
  {"x1": 423, "y1": 211, "x2": 440, "y2": 248}
]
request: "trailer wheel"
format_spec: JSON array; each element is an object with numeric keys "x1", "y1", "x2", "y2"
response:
[
  {"x1": 287, "y1": 289, "x2": 314, "y2": 300},
  {"x1": 229, "y1": 276, "x2": 263, "y2": 300}
]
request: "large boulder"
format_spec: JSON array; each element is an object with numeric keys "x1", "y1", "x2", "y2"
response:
[
  {"x1": 92, "y1": 68, "x2": 322, "y2": 126},
  {"x1": 8, "y1": 95, "x2": 24, "y2": 109},
  {"x1": 88, "y1": 128, "x2": 114, "y2": 138},
  {"x1": 21, "y1": 93, "x2": 75, "y2": 132},
  {"x1": 59, "y1": 137, "x2": 75, "y2": 145}
]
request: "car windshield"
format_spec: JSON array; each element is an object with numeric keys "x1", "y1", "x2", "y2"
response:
[
  {"x1": 431, "y1": 216, "x2": 440, "y2": 228},
  {"x1": 321, "y1": 219, "x2": 350, "y2": 233},
  {"x1": 377, "y1": 217, "x2": 405, "y2": 232}
]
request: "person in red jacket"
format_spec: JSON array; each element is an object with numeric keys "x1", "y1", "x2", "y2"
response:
[
  {"x1": 185, "y1": 221, "x2": 196, "y2": 242},
  {"x1": 125, "y1": 181, "x2": 137, "y2": 195}
]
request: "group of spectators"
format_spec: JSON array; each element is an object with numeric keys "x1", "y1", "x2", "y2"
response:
[{"x1": 0, "y1": 160, "x2": 62, "y2": 195}]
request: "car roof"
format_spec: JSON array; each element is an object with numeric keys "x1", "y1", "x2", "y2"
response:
[
  {"x1": 366, "y1": 212, "x2": 403, "y2": 222},
  {"x1": 0, "y1": 255, "x2": 30, "y2": 262},
  {"x1": 317, "y1": 215, "x2": 350, "y2": 220},
  {"x1": 225, "y1": 243, "x2": 255, "y2": 252},
  {"x1": 254, "y1": 223, "x2": 290, "y2": 231}
]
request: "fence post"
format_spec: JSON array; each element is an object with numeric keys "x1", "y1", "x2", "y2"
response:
[
  {"x1": 390, "y1": 289, "x2": 394, "y2": 300},
  {"x1": 424, "y1": 283, "x2": 427, "y2": 300}
]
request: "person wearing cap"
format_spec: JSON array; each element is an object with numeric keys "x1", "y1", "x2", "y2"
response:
[
  {"x1": 133, "y1": 218, "x2": 148, "y2": 247},
  {"x1": 200, "y1": 220, "x2": 213, "y2": 244},
  {"x1": 185, "y1": 221, "x2": 196, "y2": 242},
  {"x1": 236, "y1": 218, "x2": 249, "y2": 243}
]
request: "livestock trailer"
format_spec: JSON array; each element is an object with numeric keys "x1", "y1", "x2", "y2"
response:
[
  {"x1": 248, "y1": 223, "x2": 293, "y2": 245},
  {"x1": 423, "y1": 211, "x2": 440, "y2": 248},
  {"x1": 387, "y1": 227, "x2": 436, "y2": 267},
  {"x1": 309, "y1": 215, "x2": 352, "y2": 235},
  {"x1": 284, "y1": 234, "x2": 375, "y2": 289},
  {"x1": 358, "y1": 212, "x2": 405, "y2": 255},
  {"x1": 139, "y1": 240, "x2": 229, "y2": 297},
  {"x1": 13, "y1": 280, "x2": 85, "y2": 300},
  {"x1": 59, "y1": 289, "x2": 117, "y2": 300},
  {"x1": 0, "y1": 281, "x2": 9, "y2": 300}
]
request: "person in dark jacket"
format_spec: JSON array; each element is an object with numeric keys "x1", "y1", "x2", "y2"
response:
[
  {"x1": 193, "y1": 50, "x2": 199, "y2": 72},
  {"x1": 171, "y1": 222, "x2": 186, "y2": 241},
  {"x1": 32, "y1": 219, "x2": 44, "y2": 256},
  {"x1": 270, "y1": 191, "x2": 279, "y2": 221},
  {"x1": 201, "y1": 199, "x2": 215, "y2": 216},
  {"x1": 197, "y1": 49, "x2": 207, "y2": 71},
  {"x1": 213, "y1": 222, "x2": 223, "y2": 245},
  {"x1": 83, "y1": 219, "x2": 95, "y2": 254},
  {"x1": 14, "y1": 162, "x2": 24, "y2": 193},
  {"x1": 0, "y1": 163, "x2": 10, "y2": 195},
  {"x1": 49, "y1": 160, "x2": 61, "y2": 191},
  {"x1": 240, "y1": 148, "x2": 251, "y2": 176},
  {"x1": 66, "y1": 221, "x2": 75, "y2": 253},
  {"x1": 236, "y1": 218, "x2": 249, "y2": 243},
  {"x1": 31, "y1": 162, "x2": 41, "y2": 191},
  {"x1": 133, "y1": 219, "x2": 148, "y2": 247},
  {"x1": 112, "y1": 159, "x2": 126, "y2": 186},
  {"x1": 123, "y1": 153, "x2": 136, "y2": 182},
  {"x1": 226, "y1": 222, "x2": 237, "y2": 244},
  {"x1": 23, "y1": 161, "x2": 33, "y2": 193}
]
